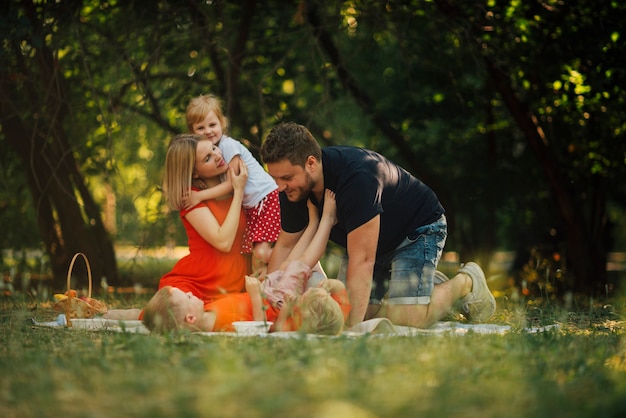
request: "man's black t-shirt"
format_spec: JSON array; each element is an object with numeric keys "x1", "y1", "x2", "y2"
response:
[{"x1": 279, "y1": 146, "x2": 444, "y2": 257}]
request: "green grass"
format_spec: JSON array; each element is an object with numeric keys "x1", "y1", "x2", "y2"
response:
[{"x1": 1, "y1": 294, "x2": 625, "y2": 418}]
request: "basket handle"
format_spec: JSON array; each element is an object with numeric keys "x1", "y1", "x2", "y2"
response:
[{"x1": 66, "y1": 252, "x2": 92, "y2": 298}]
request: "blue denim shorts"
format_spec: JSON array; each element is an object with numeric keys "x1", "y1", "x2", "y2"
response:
[{"x1": 337, "y1": 215, "x2": 447, "y2": 305}]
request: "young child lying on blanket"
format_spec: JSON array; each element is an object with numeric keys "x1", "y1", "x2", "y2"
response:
[
  {"x1": 257, "y1": 188, "x2": 337, "y2": 309},
  {"x1": 142, "y1": 276, "x2": 349, "y2": 335},
  {"x1": 108, "y1": 190, "x2": 349, "y2": 334}
]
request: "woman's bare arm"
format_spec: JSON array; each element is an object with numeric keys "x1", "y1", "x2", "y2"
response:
[{"x1": 185, "y1": 159, "x2": 248, "y2": 252}]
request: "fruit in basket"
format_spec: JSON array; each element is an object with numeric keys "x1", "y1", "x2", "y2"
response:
[{"x1": 53, "y1": 289, "x2": 108, "y2": 318}]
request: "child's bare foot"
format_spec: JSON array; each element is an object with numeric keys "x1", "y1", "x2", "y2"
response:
[
  {"x1": 306, "y1": 198, "x2": 321, "y2": 224},
  {"x1": 322, "y1": 189, "x2": 338, "y2": 225}
]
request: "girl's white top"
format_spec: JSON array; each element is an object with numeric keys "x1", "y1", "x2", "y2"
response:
[{"x1": 218, "y1": 135, "x2": 278, "y2": 208}]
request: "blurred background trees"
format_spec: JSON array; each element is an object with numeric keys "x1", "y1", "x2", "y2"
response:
[{"x1": 1, "y1": 0, "x2": 624, "y2": 296}]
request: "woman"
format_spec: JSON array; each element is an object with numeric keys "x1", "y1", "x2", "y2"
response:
[{"x1": 105, "y1": 134, "x2": 249, "y2": 319}]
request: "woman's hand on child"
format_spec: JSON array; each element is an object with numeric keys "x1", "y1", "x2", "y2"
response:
[{"x1": 230, "y1": 159, "x2": 248, "y2": 193}]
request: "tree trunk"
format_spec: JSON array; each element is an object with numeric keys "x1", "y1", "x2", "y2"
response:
[
  {"x1": 0, "y1": 2, "x2": 120, "y2": 290},
  {"x1": 0, "y1": 102, "x2": 121, "y2": 290}
]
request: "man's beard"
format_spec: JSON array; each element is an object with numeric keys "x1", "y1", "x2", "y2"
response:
[{"x1": 288, "y1": 171, "x2": 315, "y2": 202}]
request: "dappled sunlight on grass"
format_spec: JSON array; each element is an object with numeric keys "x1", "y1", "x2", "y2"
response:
[
  {"x1": 1, "y1": 251, "x2": 625, "y2": 417},
  {"x1": 0, "y1": 300, "x2": 625, "y2": 417}
]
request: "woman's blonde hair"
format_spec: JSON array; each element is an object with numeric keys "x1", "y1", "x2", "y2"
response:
[
  {"x1": 142, "y1": 286, "x2": 186, "y2": 334},
  {"x1": 185, "y1": 94, "x2": 229, "y2": 134},
  {"x1": 297, "y1": 288, "x2": 344, "y2": 335},
  {"x1": 162, "y1": 134, "x2": 204, "y2": 211}
]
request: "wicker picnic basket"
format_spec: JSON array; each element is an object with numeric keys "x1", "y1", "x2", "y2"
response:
[{"x1": 53, "y1": 253, "x2": 108, "y2": 322}]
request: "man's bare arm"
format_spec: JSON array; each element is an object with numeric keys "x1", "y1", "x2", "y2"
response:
[{"x1": 344, "y1": 215, "x2": 380, "y2": 326}]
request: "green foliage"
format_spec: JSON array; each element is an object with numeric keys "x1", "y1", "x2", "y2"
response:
[{"x1": 0, "y1": 143, "x2": 41, "y2": 250}]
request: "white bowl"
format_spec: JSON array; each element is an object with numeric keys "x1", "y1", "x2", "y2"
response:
[{"x1": 232, "y1": 321, "x2": 273, "y2": 335}]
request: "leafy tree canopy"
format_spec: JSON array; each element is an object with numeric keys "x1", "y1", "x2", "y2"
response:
[{"x1": 1, "y1": 0, "x2": 624, "y2": 294}]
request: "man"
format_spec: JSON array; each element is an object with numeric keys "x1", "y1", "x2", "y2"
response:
[{"x1": 260, "y1": 122, "x2": 495, "y2": 327}]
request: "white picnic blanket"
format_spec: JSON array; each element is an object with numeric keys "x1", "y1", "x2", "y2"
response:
[
  {"x1": 33, "y1": 315, "x2": 560, "y2": 336},
  {"x1": 32, "y1": 316, "x2": 150, "y2": 333}
]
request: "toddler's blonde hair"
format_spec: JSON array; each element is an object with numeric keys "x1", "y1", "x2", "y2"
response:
[
  {"x1": 142, "y1": 286, "x2": 186, "y2": 334},
  {"x1": 185, "y1": 94, "x2": 229, "y2": 134},
  {"x1": 297, "y1": 288, "x2": 344, "y2": 335}
]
